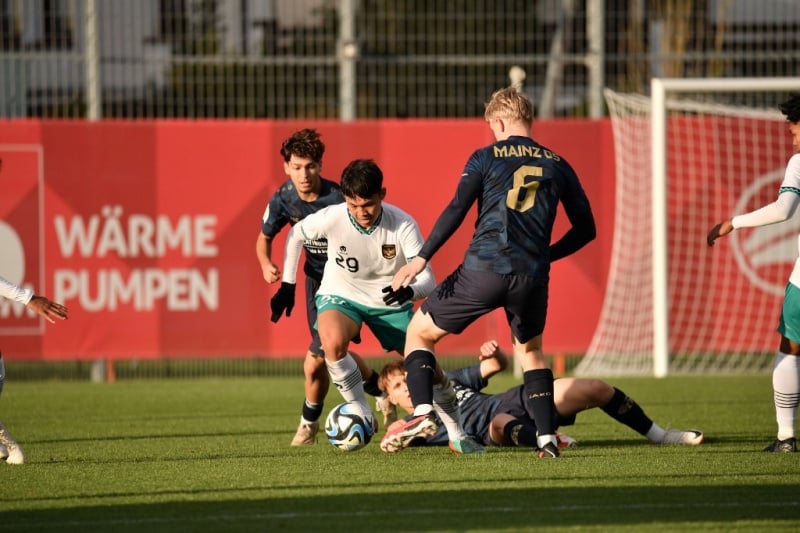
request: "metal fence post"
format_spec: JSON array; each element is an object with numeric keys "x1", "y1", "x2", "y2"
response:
[{"x1": 84, "y1": 0, "x2": 101, "y2": 120}]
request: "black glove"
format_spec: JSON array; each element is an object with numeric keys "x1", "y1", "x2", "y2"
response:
[
  {"x1": 270, "y1": 282, "x2": 296, "y2": 323},
  {"x1": 382, "y1": 285, "x2": 414, "y2": 306}
]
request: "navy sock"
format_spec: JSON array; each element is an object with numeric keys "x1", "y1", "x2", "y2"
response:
[
  {"x1": 601, "y1": 387, "x2": 653, "y2": 436},
  {"x1": 522, "y1": 368, "x2": 556, "y2": 435},
  {"x1": 405, "y1": 350, "x2": 437, "y2": 406},
  {"x1": 503, "y1": 419, "x2": 538, "y2": 448},
  {"x1": 301, "y1": 399, "x2": 323, "y2": 423}
]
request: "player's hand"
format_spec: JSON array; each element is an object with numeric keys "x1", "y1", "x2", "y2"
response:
[
  {"x1": 26, "y1": 296, "x2": 68, "y2": 323},
  {"x1": 391, "y1": 257, "x2": 427, "y2": 290},
  {"x1": 707, "y1": 220, "x2": 733, "y2": 246},
  {"x1": 262, "y1": 263, "x2": 281, "y2": 284},
  {"x1": 382, "y1": 285, "x2": 414, "y2": 306},
  {"x1": 270, "y1": 282, "x2": 296, "y2": 322},
  {"x1": 478, "y1": 340, "x2": 500, "y2": 361}
]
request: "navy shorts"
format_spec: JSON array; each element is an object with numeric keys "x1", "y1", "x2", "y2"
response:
[
  {"x1": 479, "y1": 384, "x2": 575, "y2": 446},
  {"x1": 420, "y1": 265, "x2": 548, "y2": 343},
  {"x1": 305, "y1": 276, "x2": 323, "y2": 356}
]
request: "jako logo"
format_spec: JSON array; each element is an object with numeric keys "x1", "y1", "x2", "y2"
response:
[{"x1": 730, "y1": 170, "x2": 800, "y2": 296}]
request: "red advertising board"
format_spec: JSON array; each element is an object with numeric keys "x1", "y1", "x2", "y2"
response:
[{"x1": 0, "y1": 119, "x2": 614, "y2": 361}]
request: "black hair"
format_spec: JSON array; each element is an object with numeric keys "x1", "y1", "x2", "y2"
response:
[
  {"x1": 280, "y1": 128, "x2": 325, "y2": 163},
  {"x1": 778, "y1": 92, "x2": 800, "y2": 123},
  {"x1": 340, "y1": 159, "x2": 384, "y2": 198}
]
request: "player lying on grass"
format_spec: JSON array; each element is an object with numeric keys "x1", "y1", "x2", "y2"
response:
[{"x1": 378, "y1": 340, "x2": 704, "y2": 451}]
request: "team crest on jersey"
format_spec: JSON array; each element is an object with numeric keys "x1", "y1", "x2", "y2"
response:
[{"x1": 382, "y1": 245, "x2": 397, "y2": 259}]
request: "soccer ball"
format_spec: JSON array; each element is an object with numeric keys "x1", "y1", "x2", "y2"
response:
[{"x1": 325, "y1": 402, "x2": 375, "y2": 452}]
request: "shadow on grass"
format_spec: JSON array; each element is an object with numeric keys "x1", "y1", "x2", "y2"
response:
[{"x1": 1, "y1": 484, "x2": 798, "y2": 532}]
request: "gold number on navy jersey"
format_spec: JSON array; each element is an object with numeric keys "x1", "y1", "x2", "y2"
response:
[
  {"x1": 335, "y1": 254, "x2": 359, "y2": 273},
  {"x1": 506, "y1": 165, "x2": 543, "y2": 212}
]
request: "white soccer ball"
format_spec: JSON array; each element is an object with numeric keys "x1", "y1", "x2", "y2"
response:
[{"x1": 325, "y1": 402, "x2": 375, "y2": 452}]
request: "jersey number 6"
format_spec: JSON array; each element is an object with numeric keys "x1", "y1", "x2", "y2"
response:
[{"x1": 506, "y1": 165, "x2": 543, "y2": 212}]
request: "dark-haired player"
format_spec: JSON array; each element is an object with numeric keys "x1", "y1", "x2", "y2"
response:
[
  {"x1": 386, "y1": 87, "x2": 596, "y2": 457},
  {"x1": 280, "y1": 159, "x2": 436, "y2": 437},
  {"x1": 379, "y1": 340, "x2": 704, "y2": 450},
  {"x1": 708, "y1": 92, "x2": 800, "y2": 453},
  {"x1": 256, "y1": 130, "x2": 392, "y2": 446}
]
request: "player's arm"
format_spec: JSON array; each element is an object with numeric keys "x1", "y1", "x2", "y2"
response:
[
  {"x1": 550, "y1": 171, "x2": 596, "y2": 262},
  {"x1": 477, "y1": 340, "x2": 509, "y2": 380},
  {"x1": 0, "y1": 276, "x2": 68, "y2": 323},
  {"x1": 256, "y1": 232, "x2": 281, "y2": 283},
  {"x1": 709, "y1": 192, "x2": 800, "y2": 246},
  {"x1": 267, "y1": 225, "x2": 306, "y2": 323},
  {"x1": 281, "y1": 224, "x2": 306, "y2": 285},
  {"x1": 392, "y1": 169, "x2": 481, "y2": 289},
  {"x1": 709, "y1": 157, "x2": 800, "y2": 246},
  {"x1": 257, "y1": 195, "x2": 288, "y2": 283}
]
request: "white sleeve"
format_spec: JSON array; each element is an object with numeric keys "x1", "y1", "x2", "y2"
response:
[
  {"x1": 732, "y1": 155, "x2": 800, "y2": 229},
  {"x1": 281, "y1": 225, "x2": 305, "y2": 284},
  {"x1": 0, "y1": 275, "x2": 34, "y2": 304},
  {"x1": 396, "y1": 217, "x2": 436, "y2": 300}
]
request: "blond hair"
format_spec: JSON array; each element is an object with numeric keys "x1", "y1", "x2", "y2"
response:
[{"x1": 484, "y1": 87, "x2": 533, "y2": 127}]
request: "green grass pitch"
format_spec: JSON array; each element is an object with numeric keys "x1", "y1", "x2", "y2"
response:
[{"x1": 0, "y1": 373, "x2": 798, "y2": 532}]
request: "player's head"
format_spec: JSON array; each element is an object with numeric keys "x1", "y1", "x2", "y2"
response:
[
  {"x1": 340, "y1": 159, "x2": 387, "y2": 229},
  {"x1": 378, "y1": 359, "x2": 414, "y2": 413},
  {"x1": 779, "y1": 93, "x2": 800, "y2": 152},
  {"x1": 280, "y1": 129, "x2": 325, "y2": 195},
  {"x1": 484, "y1": 87, "x2": 533, "y2": 139}
]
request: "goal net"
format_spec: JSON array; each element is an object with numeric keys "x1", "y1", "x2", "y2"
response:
[{"x1": 576, "y1": 78, "x2": 800, "y2": 377}]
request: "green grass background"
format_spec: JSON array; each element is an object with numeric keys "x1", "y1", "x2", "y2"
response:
[{"x1": 0, "y1": 372, "x2": 798, "y2": 532}]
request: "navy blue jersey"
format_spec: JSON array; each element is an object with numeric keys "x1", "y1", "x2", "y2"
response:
[
  {"x1": 419, "y1": 135, "x2": 593, "y2": 279},
  {"x1": 260, "y1": 178, "x2": 343, "y2": 281},
  {"x1": 419, "y1": 365, "x2": 572, "y2": 446},
  {"x1": 425, "y1": 364, "x2": 502, "y2": 445}
]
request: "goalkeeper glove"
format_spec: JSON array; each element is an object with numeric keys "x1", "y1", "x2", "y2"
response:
[
  {"x1": 270, "y1": 282, "x2": 296, "y2": 323},
  {"x1": 382, "y1": 285, "x2": 414, "y2": 306}
]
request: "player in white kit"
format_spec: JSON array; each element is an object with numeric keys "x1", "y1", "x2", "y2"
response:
[
  {"x1": 0, "y1": 275, "x2": 69, "y2": 464},
  {"x1": 281, "y1": 159, "x2": 435, "y2": 426}
]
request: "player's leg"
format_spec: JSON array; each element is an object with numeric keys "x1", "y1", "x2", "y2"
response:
[
  {"x1": 506, "y1": 278, "x2": 561, "y2": 458},
  {"x1": 290, "y1": 278, "x2": 329, "y2": 446},
  {"x1": 316, "y1": 299, "x2": 372, "y2": 420},
  {"x1": 766, "y1": 286, "x2": 800, "y2": 452},
  {"x1": 0, "y1": 353, "x2": 24, "y2": 464},
  {"x1": 554, "y1": 378, "x2": 703, "y2": 445},
  {"x1": 350, "y1": 350, "x2": 398, "y2": 426},
  {"x1": 392, "y1": 268, "x2": 491, "y2": 453},
  {"x1": 511, "y1": 334, "x2": 561, "y2": 457},
  {"x1": 290, "y1": 351, "x2": 327, "y2": 446}
]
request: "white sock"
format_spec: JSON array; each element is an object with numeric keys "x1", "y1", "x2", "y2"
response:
[
  {"x1": 326, "y1": 353, "x2": 369, "y2": 409},
  {"x1": 773, "y1": 352, "x2": 800, "y2": 440},
  {"x1": 536, "y1": 434, "x2": 558, "y2": 448},
  {"x1": 433, "y1": 377, "x2": 466, "y2": 441},
  {"x1": 412, "y1": 404, "x2": 434, "y2": 416},
  {"x1": 645, "y1": 423, "x2": 667, "y2": 443}
]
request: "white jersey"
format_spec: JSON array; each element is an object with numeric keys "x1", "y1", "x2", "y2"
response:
[
  {"x1": 732, "y1": 153, "x2": 800, "y2": 287},
  {"x1": 283, "y1": 202, "x2": 435, "y2": 309},
  {"x1": 0, "y1": 275, "x2": 34, "y2": 304}
]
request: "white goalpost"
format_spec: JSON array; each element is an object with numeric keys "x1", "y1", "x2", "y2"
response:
[{"x1": 576, "y1": 77, "x2": 800, "y2": 377}]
